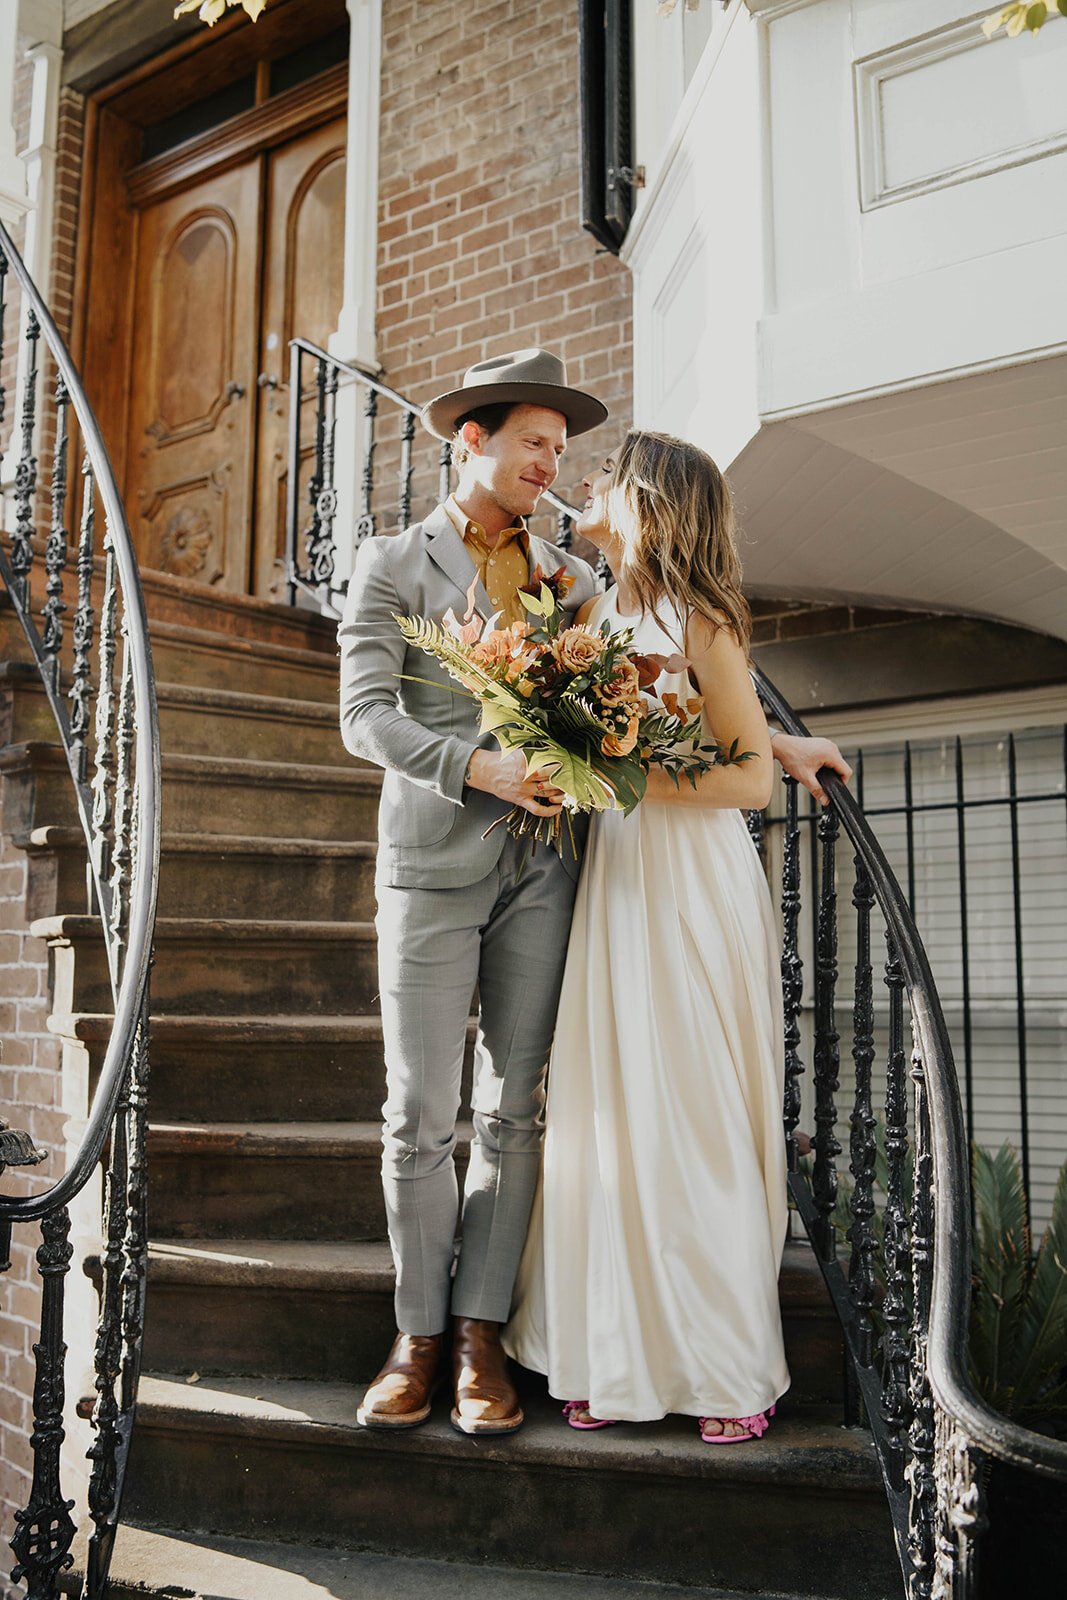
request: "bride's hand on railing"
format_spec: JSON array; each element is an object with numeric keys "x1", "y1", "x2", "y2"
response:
[{"x1": 770, "y1": 733, "x2": 853, "y2": 806}]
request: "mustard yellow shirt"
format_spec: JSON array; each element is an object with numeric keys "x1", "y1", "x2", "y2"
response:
[{"x1": 445, "y1": 495, "x2": 531, "y2": 627}]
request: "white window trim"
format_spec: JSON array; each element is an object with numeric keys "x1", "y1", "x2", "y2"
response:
[{"x1": 799, "y1": 683, "x2": 1067, "y2": 750}]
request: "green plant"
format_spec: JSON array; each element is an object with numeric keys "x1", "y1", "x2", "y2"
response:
[
  {"x1": 970, "y1": 1144, "x2": 1067, "y2": 1434},
  {"x1": 982, "y1": 3, "x2": 1067, "y2": 38},
  {"x1": 794, "y1": 1131, "x2": 1066, "y2": 1437}
]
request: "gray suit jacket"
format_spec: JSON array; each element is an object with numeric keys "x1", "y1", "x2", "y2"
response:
[{"x1": 338, "y1": 503, "x2": 601, "y2": 888}]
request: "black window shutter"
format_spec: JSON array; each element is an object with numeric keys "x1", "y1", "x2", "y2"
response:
[{"x1": 579, "y1": 0, "x2": 635, "y2": 253}]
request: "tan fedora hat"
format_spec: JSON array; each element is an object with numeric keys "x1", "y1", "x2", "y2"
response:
[{"x1": 421, "y1": 347, "x2": 608, "y2": 441}]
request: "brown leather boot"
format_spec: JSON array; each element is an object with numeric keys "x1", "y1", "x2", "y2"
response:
[
  {"x1": 451, "y1": 1316, "x2": 524, "y2": 1435},
  {"x1": 356, "y1": 1330, "x2": 444, "y2": 1429}
]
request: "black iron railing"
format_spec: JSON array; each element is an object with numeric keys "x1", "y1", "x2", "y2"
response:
[
  {"x1": 768, "y1": 726, "x2": 1067, "y2": 1233},
  {"x1": 284, "y1": 339, "x2": 583, "y2": 614},
  {"x1": 0, "y1": 220, "x2": 161, "y2": 1597},
  {"x1": 285, "y1": 337, "x2": 1067, "y2": 1596}
]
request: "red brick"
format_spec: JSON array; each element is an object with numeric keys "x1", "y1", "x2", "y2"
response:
[{"x1": 0, "y1": 965, "x2": 37, "y2": 998}]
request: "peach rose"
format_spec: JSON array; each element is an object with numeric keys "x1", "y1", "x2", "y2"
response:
[
  {"x1": 596, "y1": 657, "x2": 642, "y2": 709},
  {"x1": 552, "y1": 626, "x2": 605, "y2": 676},
  {"x1": 601, "y1": 716, "x2": 640, "y2": 758}
]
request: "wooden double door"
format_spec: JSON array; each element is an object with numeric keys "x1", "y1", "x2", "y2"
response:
[{"x1": 123, "y1": 116, "x2": 345, "y2": 598}]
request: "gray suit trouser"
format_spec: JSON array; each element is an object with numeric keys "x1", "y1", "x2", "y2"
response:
[{"x1": 375, "y1": 834, "x2": 579, "y2": 1335}]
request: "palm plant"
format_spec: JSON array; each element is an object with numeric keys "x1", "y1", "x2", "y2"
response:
[{"x1": 970, "y1": 1144, "x2": 1067, "y2": 1435}]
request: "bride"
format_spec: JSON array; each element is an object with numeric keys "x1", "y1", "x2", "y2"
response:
[{"x1": 504, "y1": 429, "x2": 794, "y2": 1442}]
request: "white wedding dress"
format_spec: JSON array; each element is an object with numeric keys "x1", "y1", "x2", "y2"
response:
[{"x1": 503, "y1": 587, "x2": 790, "y2": 1422}]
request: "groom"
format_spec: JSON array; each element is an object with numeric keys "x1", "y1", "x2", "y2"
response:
[
  {"x1": 339, "y1": 348, "x2": 848, "y2": 1437},
  {"x1": 340, "y1": 351, "x2": 603, "y2": 1436}
]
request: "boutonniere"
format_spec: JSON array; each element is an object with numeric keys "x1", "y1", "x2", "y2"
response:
[{"x1": 520, "y1": 564, "x2": 576, "y2": 607}]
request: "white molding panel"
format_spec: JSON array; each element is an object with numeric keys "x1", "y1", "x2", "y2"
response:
[{"x1": 854, "y1": 11, "x2": 1067, "y2": 211}]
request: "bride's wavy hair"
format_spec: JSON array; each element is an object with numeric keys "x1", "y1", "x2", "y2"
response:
[{"x1": 608, "y1": 430, "x2": 751, "y2": 654}]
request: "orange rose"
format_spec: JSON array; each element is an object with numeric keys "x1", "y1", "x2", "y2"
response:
[
  {"x1": 471, "y1": 621, "x2": 535, "y2": 670},
  {"x1": 552, "y1": 626, "x2": 605, "y2": 676},
  {"x1": 601, "y1": 716, "x2": 640, "y2": 758}
]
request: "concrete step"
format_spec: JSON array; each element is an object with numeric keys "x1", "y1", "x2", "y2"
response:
[
  {"x1": 149, "y1": 618, "x2": 339, "y2": 703},
  {"x1": 140, "y1": 569, "x2": 339, "y2": 653},
  {"x1": 144, "y1": 1121, "x2": 469, "y2": 1241},
  {"x1": 2, "y1": 670, "x2": 355, "y2": 767},
  {"x1": 0, "y1": 606, "x2": 339, "y2": 703},
  {"x1": 0, "y1": 743, "x2": 382, "y2": 843},
  {"x1": 123, "y1": 1378, "x2": 898, "y2": 1599},
  {"x1": 1, "y1": 554, "x2": 338, "y2": 655},
  {"x1": 91, "y1": 1524, "x2": 819, "y2": 1600},
  {"x1": 136, "y1": 1236, "x2": 843, "y2": 1405},
  {"x1": 159, "y1": 753, "x2": 380, "y2": 839},
  {"x1": 24, "y1": 828, "x2": 378, "y2": 921},
  {"x1": 153, "y1": 683, "x2": 352, "y2": 766},
  {"x1": 33, "y1": 914, "x2": 379, "y2": 1016},
  {"x1": 56, "y1": 1011, "x2": 474, "y2": 1123}
]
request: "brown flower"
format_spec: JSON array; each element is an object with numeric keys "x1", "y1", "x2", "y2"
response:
[
  {"x1": 520, "y1": 564, "x2": 577, "y2": 602},
  {"x1": 601, "y1": 716, "x2": 640, "y2": 758},
  {"x1": 552, "y1": 626, "x2": 605, "y2": 676},
  {"x1": 630, "y1": 650, "x2": 691, "y2": 690}
]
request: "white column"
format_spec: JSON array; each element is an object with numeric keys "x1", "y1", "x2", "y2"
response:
[
  {"x1": 19, "y1": 37, "x2": 62, "y2": 300},
  {"x1": 0, "y1": 0, "x2": 28, "y2": 226},
  {"x1": 328, "y1": 0, "x2": 383, "y2": 588},
  {"x1": 330, "y1": 0, "x2": 382, "y2": 373}
]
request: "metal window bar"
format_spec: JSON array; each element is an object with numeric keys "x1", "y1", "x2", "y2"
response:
[{"x1": 765, "y1": 726, "x2": 1067, "y2": 1231}]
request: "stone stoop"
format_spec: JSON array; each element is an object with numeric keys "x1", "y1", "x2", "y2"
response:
[
  {"x1": 0, "y1": 578, "x2": 900, "y2": 1599},
  {"x1": 72, "y1": 1525, "x2": 833, "y2": 1600}
]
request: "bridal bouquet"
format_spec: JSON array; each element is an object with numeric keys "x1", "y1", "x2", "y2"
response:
[{"x1": 396, "y1": 567, "x2": 755, "y2": 851}]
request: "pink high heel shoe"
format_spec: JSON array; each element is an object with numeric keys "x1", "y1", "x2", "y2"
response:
[
  {"x1": 698, "y1": 1403, "x2": 776, "y2": 1444},
  {"x1": 562, "y1": 1400, "x2": 618, "y2": 1431}
]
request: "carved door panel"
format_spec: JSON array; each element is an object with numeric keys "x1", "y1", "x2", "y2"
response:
[
  {"x1": 252, "y1": 117, "x2": 346, "y2": 599},
  {"x1": 126, "y1": 160, "x2": 262, "y2": 591}
]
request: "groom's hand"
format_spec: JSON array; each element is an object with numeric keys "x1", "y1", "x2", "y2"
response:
[{"x1": 466, "y1": 750, "x2": 565, "y2": 817}]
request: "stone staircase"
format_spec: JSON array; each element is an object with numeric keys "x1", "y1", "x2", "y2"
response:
[{"x1": 0, "y1": 575, "x2": 901, "y2": 1600}]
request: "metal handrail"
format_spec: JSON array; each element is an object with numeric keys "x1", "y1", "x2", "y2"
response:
[
  {"x1": 753, "y1": 673, "x2": 1067, "y2": 1482},
  {"x1": 0, "y1": 217, "x2": 161, "y2": 1600},
  {"x1": 0, "y1": 218, "x2": 161, "y2": 1223}
]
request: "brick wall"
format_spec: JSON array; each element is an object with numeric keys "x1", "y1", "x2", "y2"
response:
[
  {"x1": 373, "y1": 0, "x2": 633, "y2": 535},
  {"x1": 50, "y1": 90, "x2": 85, "y2": 350},
  {"x1": 749, "y1": 597, "x2": 921, "y2": 647},
  {"x1": 0, "y1": 821, "x2": 63, "y2": 1545}
]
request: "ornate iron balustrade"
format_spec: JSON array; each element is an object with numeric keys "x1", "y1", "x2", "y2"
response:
[
  {"x1": 0, "y1": 221, "x2": 161, "y2": 1598},
  {"x1": 768, "y1": 728, "x2": 1067, "y2": 1230},
  {"x1": 755, "y1": 677, "x2": 1067, "y2": 1597},
  {"x1": 285, "y1": 337, "x2": 1067, "y2": 1595},
  {"x1": 284, "y1": 338, "x2": 582, "y2": 613}
]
